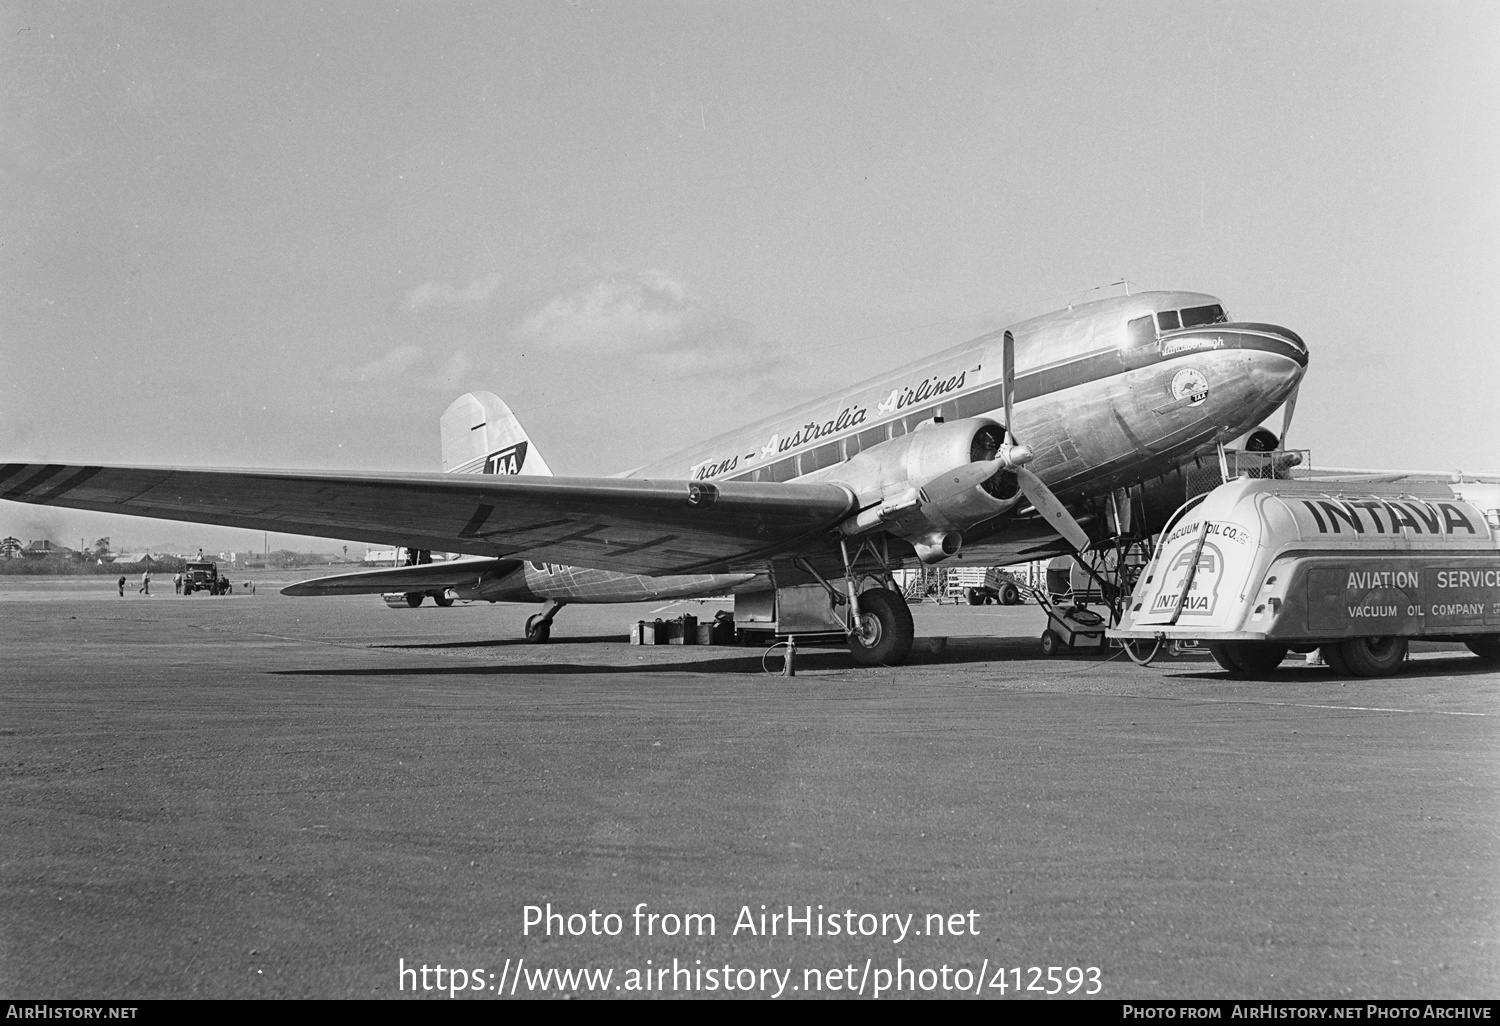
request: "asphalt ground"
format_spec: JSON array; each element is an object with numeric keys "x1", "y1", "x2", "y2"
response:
[{"x1": 1, "y1": 574, "x2": 1497, "y2": 1000}]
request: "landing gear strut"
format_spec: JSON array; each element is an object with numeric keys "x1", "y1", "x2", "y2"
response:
[
  {"x1": 525, "y1": 599, "x2": 566, "y2": 643},
  {"x1": 833, "y1": 538, "x2": 914, "y2": 666}
]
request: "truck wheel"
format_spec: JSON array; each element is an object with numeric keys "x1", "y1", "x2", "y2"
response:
[
  {"x1": 848, "y1": 589, "x2": 914, "y2": 666},
  {"x1": 1039, "y1": 630, "x2": 1061, "y2": 657},
  {"x1": 1338, "y1": 636, "x2": 1407, "y2": 677},
  {"x1": 405, "y1": 593, "x2": 424, "y2": 608},
  {"x1": 1465, "y1": 638, "x2": 1500, "y2": 665},
  {"x1": 965, "y1": 587, "x2": 982, "y2": 606},
  {"x1": 1320, "y1": 644, "x2": 1351, "y2": 676},
  {"x1": 1208, "y1": 643, "x2": 1240, "y2": 673},
  {"x1": 1226, "y1": 642, "x2": 1288, "y2": 674},
  {"x1": 1000, "y1": 583, "x2": 1020, "y2": 605}
]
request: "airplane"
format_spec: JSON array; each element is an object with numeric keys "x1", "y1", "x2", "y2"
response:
[{"x1": 0, "y1": 290, "x2": 1310, "y2": 665}]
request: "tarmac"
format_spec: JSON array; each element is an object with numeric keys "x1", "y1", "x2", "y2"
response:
[{"x1": 1, "y1": 573, "x2": 1497, "y2": 999}]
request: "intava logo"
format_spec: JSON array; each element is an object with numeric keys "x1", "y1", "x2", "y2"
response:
[{"x1": 1150, "y1": 541, "x2": 1225, "y2": 616}]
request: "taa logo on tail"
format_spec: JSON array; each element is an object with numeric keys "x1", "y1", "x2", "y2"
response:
[{"x1": 484, "y1": 441, "x2": 529, "y2": 475}]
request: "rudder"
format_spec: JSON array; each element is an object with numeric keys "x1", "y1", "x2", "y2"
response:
[{"x1": 440, "y1": 391, "x2": 555, "y2": 476}]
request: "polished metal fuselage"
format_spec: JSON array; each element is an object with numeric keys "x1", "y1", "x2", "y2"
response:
[{"x1": 488, "y1": 291, "x2": 1307, "y2": 598}]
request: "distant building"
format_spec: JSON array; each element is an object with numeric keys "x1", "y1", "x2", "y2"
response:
[
  {"x1": 22, "y1": 540, "x2": 74, "y2": 558},
  {"x1": 1, "y1": 537, "x2": 21, "y2": 559},
  {"x1": 364, "y1": 547, "x2": 451, "y2": 564}
]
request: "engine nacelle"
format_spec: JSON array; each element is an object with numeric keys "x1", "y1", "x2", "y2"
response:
[{"x1": 828, "y1": 417, "x2": 1025, "y2": 554}]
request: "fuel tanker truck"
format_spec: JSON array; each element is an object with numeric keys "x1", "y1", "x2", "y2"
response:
[{"x1": 1109, "y1": 477, "x2": 1500, "y2": 676}]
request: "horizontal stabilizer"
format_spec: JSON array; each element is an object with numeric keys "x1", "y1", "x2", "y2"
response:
[{"x1": 281, "y1": 557, "x2": 520, "y2": 596}]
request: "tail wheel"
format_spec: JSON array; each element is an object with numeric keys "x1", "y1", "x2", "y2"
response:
[
  {"x1": 1465, "y1": 637, "x2": 1500, "y2": 665},
  {"x1": 405, "y1": 593, "x2": 424, "y2": 608},
  {"x1": 431, "y1": 592, "x2": 454, "y2": 607},
  {"x1": 525, "y1": 614, "x2": 551, "y2": 644},
  {"x1": 1000, "y1": 583, "x2": 1020, "y2": 605},
  {"x1": 847, "y1": 589, "x2": 914, "y2": 666},
  {"x1": 1225, "y1": 642, "x2": 1288, "y2": 674},
  {"x1": 1338, "y1": 636, "x2": 1407, "y2": 677}
]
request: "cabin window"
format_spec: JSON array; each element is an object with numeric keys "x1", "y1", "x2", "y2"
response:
[
  {"x1": 888, "y1": 419, "x2": 907, "y2": 438},
  {"x1": 855, "y1": 425, "x2": 887, "y2": 453},
  {"x1": 802, "y1": 442, "x2": 842, "y2": 474},
  {"x1": 1126, "y1": 315, "x2": 1156, "y2": 347},
  {"x1": 1156, "y1": 309, "x2": 1181, "y2": 332},
  {"x1": 767, "y1": 456, "x2": 798, "y2": 482},
  {"x1": 1179, "y1": 304, "x2": 1226, "y2": 327}
]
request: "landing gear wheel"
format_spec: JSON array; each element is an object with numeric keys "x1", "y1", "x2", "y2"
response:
[
  {"x1": 1225, "y1": 642, "x2": 1288, "y2": 674},
  {"x1": 847, "y1": 589, "x2": 914, "y2": 666},
  {"x1": 431, "y1": 592, "x2": 454, "y2": 607},
  {"x1": 999, "y1": 583, "x2": 1020, "y2": 606},
  {"x1": 1339, "y1": 636, "x2": 1407, "y2": 677},
  {"x1": 1208, "y1": 642, "x2": 1240, "y2": 673},
  {"x1": 1039, "y1": 629, "x2": 1061, "y2": 657},
  {"x1": 965, "y1": 587, "x2": 982, "y2": 606},
  {"x1": 1465, "y1": 637, "x2": 1500, "y2": 665},
  {"x1": 524, "y1": 614, "x2": 552, "y2": 644},
  {"x1": 405, "y1": 592, "x2": 424, "y2": 608}
]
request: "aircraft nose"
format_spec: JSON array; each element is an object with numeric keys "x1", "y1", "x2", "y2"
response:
[
  {"x1": 1233, "y1": 323, "x2": 1307, "y2": 407},
  {"x1": 1231, "y1": 322, "x2": 1308, "y2": 368}
]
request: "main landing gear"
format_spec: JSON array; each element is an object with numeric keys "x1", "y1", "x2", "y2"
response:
[
  {"x1": 525, "y1": 599, "x2": 566, "y2": 643},
  {"x1": 797, "y1": 538, "x2": 915, "y2": 667}
]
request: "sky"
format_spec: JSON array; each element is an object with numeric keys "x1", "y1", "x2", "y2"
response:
[{"x1": 3, "y1": 1, "x2": 1497, "y2": 554}]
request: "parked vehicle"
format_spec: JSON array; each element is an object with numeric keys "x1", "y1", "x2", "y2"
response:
[{"x1": 182, "y1": 561, "x2": 226, "y2": 595}]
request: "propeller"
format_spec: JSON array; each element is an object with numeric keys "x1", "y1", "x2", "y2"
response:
[
  {"x1": 1000, "y1": 330, "x2": 1091, "y2": 551},
  {"x1": 1279, "y1": 382, "x2": 1300, "y2": 448}
]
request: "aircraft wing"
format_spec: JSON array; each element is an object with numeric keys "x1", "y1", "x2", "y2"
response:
[
  {"x1": 280, "y1": 557, "x2": 520, "y2": 597},
  {"x1": 0, "y1": 463, "x2": 856, "y2": 575}
]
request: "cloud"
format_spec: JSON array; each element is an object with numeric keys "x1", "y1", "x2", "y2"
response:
[
  {"x1": 328, "y1": 345, "x2": 426, "y2": 384},
  {"x1": 327, "y1": 346, "x2": 472, "y2": 389},
  {"x1": 514, "y1": 270, "x2": 750, "y2": 359},
  {"x1": 403, "y1": 272, "x2": 504, "y2": 313}
]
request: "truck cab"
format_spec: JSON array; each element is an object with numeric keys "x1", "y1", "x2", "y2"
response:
[{"x1": 183, "y1": 561, "x2": 225, "y2": 595}]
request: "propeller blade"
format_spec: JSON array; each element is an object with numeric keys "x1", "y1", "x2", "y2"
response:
[
  {"x1": 1002, "y1": 330, "x2": 1016, "y2": 446},
  {"x1": 1279, "y1": 383, "x2": 1300, "y2": 448},
  {"x1": 1018, "y1": 467, "x2": 1090, "y2": 551}
]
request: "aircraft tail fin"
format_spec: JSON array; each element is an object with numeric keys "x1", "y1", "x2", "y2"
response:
[{"x1": 440, "y1": 391, "x2": 555, "y2": 476}]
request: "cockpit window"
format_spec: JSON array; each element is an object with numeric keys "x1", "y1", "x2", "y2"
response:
[
  {"x1": 1179, "y1": 304, "x2": 1227, "y2": 327},
  {"x1": 1156, "y1": 309, "x2": 1181, "y2": 332},
  {"x1": 1126, "y1": 315, "x2": 1156, "y2": 347}
]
